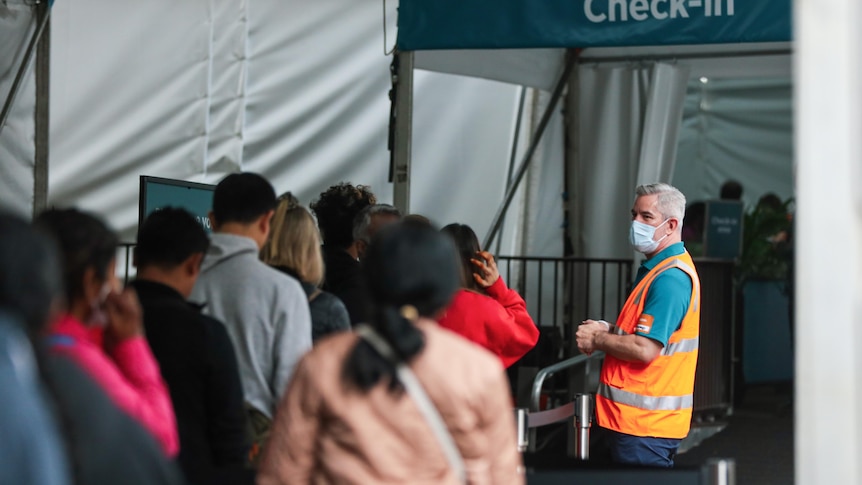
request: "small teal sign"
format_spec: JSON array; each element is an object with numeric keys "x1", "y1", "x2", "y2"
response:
[
  {"x1": 703, "y1": 200, "x2": 743, "y2": 260},
  {"x1": 139, "y1": 176, "x2": 215, "y2": 232},
  {"x1": 398, "y1": 0, "x2": 791, "y2": 50}
]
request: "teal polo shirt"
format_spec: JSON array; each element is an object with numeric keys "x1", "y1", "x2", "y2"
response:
[{"x1": 631, "y1": 242, "x2": 693, "y2": 347}]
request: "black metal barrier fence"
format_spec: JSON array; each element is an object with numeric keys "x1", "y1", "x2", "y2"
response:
[
  {"x1": 495, "y1": 256, "x2": 632, "y2": 411},
  {"x1": 495, "y1": 256, "x2": 634, "y2": 343}
]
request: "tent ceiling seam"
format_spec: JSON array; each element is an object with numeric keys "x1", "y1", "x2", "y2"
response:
[{"x1": 580, "y1": 48, "x2": 792, "y2": 65}]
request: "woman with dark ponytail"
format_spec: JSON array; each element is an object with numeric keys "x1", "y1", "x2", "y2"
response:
[{"x1": 259, "y1": 223, "x2": 524, "y2": 484}]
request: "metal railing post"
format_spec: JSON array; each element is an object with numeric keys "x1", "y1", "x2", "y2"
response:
[
  {"x1": 515, "y1": 408, "x2": 529, "y2": 453},
  {"x1": 702, "y1": 458, "x2": 736, "y2": 485},
  {"x1": 573, "y1": 393, "x2": 592, "y2": 460}
]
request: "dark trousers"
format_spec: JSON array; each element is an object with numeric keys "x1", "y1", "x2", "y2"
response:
[{"x1": 606, "y1": 429, "x2": 681, "y2": 468}]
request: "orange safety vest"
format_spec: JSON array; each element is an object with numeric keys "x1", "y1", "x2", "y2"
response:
[{"x1": 596, "y1": 250, "x2": 700, "y2": 439}]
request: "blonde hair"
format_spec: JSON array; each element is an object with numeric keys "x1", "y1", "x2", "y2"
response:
[{"x1": 261, "y1": 198, "x2": 324, "y2": 286}]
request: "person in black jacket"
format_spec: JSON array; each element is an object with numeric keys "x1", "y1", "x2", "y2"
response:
[
  {"x1": 310, "y1": 183, "x2": 377, "y2": 324},
  {"x1": 132, "y1": 207, "x2": 253, "y2": 485}
]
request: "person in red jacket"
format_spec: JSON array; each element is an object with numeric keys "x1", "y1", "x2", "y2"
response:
[{"x1": 438, "y1": 224, "x2": 539, "y2": 368}]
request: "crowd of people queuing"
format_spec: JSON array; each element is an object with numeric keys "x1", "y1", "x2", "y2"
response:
[{"x1": 0, "y1": 172, "x2": 540, "y2": 484}]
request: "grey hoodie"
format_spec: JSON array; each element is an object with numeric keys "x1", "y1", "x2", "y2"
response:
[{"x1": 191, "y1": 233, "x2": 312, "y2": 418}]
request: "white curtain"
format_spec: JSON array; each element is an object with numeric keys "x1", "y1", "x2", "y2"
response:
[
  {"x1": 0, "y1": 3, "x2": 36, "y2": 217},
  {"x1": 636, "y1": 64, "x2": 691, "y2": 186},
  {"x1": 574, "y1": 62, "x2": 690, "y2": 260},
  {"x1": 672, "y1": 77, "x2": 793, "y2": 210}
]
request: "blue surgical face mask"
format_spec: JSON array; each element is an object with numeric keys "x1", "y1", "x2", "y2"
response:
[{"x1": 630, "y1": 219, "x2": 669, "y2": 254}]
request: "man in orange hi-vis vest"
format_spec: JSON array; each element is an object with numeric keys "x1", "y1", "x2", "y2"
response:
[{"x1": 576, "y1": 183, "x2": 700, "y2": 468}]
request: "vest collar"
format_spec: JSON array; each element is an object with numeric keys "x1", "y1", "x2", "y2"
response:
[{"x1": 641, "y1": 242, "x2": 686, "y2": 272}]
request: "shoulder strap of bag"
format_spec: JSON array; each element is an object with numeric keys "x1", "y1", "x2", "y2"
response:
[{"x1": 355, "y1": 325, "x2": 467, "y2": 483}]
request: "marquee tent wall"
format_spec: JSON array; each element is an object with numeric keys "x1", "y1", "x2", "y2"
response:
[
  {"x1": 1, "y1": 0, "x2": 558, "y2": 260},
  {"x1": 0, "y1": 2, "x2": 37, "y2": 217}
]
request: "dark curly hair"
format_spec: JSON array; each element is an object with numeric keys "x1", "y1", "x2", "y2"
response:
[{"x1": 310, "y1": 182, "x2": 376, "y2": 249}]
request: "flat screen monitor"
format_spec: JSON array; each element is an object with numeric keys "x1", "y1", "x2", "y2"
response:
[{"x1": 139, "y1": 176, "x2": 216, "y2": 232}]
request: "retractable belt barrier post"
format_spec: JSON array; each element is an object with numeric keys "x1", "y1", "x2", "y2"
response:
[
  {"x1": 703, "y1": 458, "x2": 736, "y2": 485},
  {"x1": 573, "y1": 393, "x2": 592, "y2": 460},
  {"x1": 515, "y1": 408, "x2": 530, "y2": 453}
]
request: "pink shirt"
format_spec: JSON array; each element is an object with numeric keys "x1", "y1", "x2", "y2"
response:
[{"x1": 48, "y1": 314, "x2": 179, "y2": 457}]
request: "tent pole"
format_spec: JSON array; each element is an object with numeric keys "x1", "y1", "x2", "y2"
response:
[
  {"x1": 563, "y1": 57, "x2": 580, "y2": 258},
  {"x1": 494, "y1": 86, "x2": 528, "y2": 256},
  {"x1": 33, "y1": 1, "x2": 50, "y2": 217},
  {"x1": 483, "y1": 50, "x2": 578, "y2": 250},
  {"x1": 0, "y1": 3, "x2": 52, "y2": 136},
  {"x1": 391, "y1": 51, "x2": 414, "y2": 214}
]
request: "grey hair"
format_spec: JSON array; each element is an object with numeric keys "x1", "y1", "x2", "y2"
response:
[
  {"x1": 635, "y1": 183, "x2": 686, "y2": 221},
  {"x1": 353, "y1": 204, "x2": 403, "y2": 243}
]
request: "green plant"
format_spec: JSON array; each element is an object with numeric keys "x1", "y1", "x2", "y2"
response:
[{"x1": 736, "y1": 198, "x2": 794, "y2": 286}]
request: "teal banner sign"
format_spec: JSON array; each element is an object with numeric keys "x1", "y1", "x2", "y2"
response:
[
  {"x1": 398, "y1": 0, "x2": 791, "y2": 50},
  {"x1": 139, "y1": 176, "x2": 216, "y2": 233}
]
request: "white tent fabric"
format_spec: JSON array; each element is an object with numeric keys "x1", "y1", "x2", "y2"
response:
[
  {"x1": 3, "y1": 0, "x2": 559, "y2": 250},
  {"x1": 636, "y1": 65, "x2": 691, "y2": 186},
  {"x1": 415, "y1": 48, "x2": 564, "y2": 91},
  {"x1": 0, "y1": 3, "x2": 36, "y2": 218},
  {"x1": 50, "y1": 0, "x2": 214, "y2": 232},
  {"x1": 573, "y1": 62, "x2": 690, "y2": 261},
  {"x1": 579, "y1": 43, "x2": 791, "y2": 79},
  {"x1": 672, "y1": 77, "x2": 794, "y2": 209}
]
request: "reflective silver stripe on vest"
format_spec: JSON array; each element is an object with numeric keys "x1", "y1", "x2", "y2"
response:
[
  {"x1": 598, "y1": 383, "x2": 693, "y2": 411},
  {"x1": 661, "y1": 337, "x2": 699, "y2": 356}
]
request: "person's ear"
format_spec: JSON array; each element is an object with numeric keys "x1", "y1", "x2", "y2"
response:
[
  {"x1": 82, "y1": 266, "x2": 102, "y2": 304},
  {"x1": 184, "y1": 253, "x2": 205, "y2": 278},
  {"x1": 260, "y1": 210, "x2": 275, "y2": 236},
  {"x1": 208, "y1": 211, "x2": 218, "y2": 231},
  {"x1": 356, "y1": 239, "x2": 368, "y2": 257},
  {"x1": 667, "y1": 217, "x2": 680, "y2": 234}
]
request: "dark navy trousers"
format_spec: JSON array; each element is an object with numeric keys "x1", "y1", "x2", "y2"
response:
[{"x1": 606, "y1": 429, "x2": 682, "y2": 468}]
